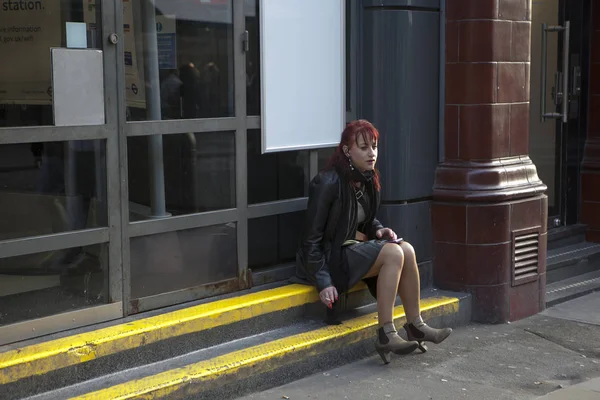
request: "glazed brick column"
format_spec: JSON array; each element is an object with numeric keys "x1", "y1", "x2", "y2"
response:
[
  {"x1": 432, "y1": 0, "x2": 548, "y2": 323},
  {"x1": 582, "y1": 2, "x2": 600, "y2": 242}
]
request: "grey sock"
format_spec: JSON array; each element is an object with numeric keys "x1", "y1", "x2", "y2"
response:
[
  {"x1": 412, "y1": 315, "x2": 425, "y2": 327},
  {"x1": 383, "y1": 322, "x2": 397, "y2": 334}
]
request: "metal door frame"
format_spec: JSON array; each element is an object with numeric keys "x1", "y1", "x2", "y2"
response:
[
  {"x1": 118, "y1": 0, "x2": 251, "y2": 314},
  {"x1": 0, "y1": 0, "x2": 124, "y2": 345},
  {"x1": 537, "y1": 0, "x2": 587, "y2": 229},
  {"x1": 119, "y1": 0, "x2": 359, "y2": 314},
  {"x1": 0, "y1": 0, "x2": 359, "y2": 343},
  {"x1": 546, "y1": 0, "x2": 590, "y2": 228}
]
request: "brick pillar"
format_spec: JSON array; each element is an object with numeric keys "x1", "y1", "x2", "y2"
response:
[
  {"x1": 432, "y1": 0, "x2": 548, "y2": 323},
  {"x1": 582, "y1": 2, "x2": 600, "y2": 243}
]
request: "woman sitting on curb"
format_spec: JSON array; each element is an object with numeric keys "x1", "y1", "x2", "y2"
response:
[{"x1": 295, "y1": 120, "x2": 452, "y2": 363}]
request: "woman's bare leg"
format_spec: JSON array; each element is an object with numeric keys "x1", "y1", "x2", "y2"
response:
[
  {"x1": 364, "y1": 243, "x2": 404, "y2": 326},
  {"x1": 397, "y1": 241, "x2": 453, "y2": 347},
  {"x1": 397, "y1": 241, "x2": 420, "y2": 322}
]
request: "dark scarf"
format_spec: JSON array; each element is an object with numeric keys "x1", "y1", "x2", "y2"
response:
[
  {"x1": 349, "y1": 167, "x2": 374, "y2": 184},
  {"x1": 328, "y1": 166, "x2": 380, "y2": 293}
]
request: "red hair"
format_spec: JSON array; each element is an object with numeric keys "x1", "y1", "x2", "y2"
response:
[{"x1": 326, "y1": 119, "x2": 381, "y2": 191}]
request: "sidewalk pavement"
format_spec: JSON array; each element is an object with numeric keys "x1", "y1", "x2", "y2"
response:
[
  {"x1": 239, "y1": 291, "x2": 600, "y2": 400},
  {"x1": 536, "y1": 377, "x2": 600, "y2": 399}
]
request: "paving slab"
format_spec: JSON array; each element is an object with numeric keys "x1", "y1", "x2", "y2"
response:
[
  {"x1": 541, "y1": 291, "x2": 600, "y2": 326},
  {"x1": 237, "y1": 303, "x2": 600, "y2": 400}
]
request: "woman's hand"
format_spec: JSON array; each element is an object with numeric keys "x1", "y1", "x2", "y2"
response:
[
  {"x1": 376, "y1": 228, "x2": 397, "y2": 241},
  {"x1": 319, "y1": 286, "x2": 338, "y2": 309}
]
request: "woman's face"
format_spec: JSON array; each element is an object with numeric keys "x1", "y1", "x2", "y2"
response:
[{"x1": 347, "y1": 134, "x2": 378, "y2": 172}]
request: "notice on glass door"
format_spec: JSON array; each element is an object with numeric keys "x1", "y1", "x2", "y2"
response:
[
  {"x1": 0, "y1": 0, "x2": 62, "y2": 104},
  {"x1": 156, "y1": 15, "x2": 177, "y2": 70},
  {"x1": 84, "y1": 0, "x2": 147, "y2": 109}
]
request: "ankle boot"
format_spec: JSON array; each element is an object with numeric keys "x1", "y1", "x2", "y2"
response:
[
  {"x1": 403, "y1": 322, "x2": 452, "y2": 353},
  {"x1": 375, "y1": 327, "x2": 419, "y2": 364}
]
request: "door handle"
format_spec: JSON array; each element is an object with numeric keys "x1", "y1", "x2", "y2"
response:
[
  {"x1": 552, "y1": 71, "x2": 562, "y2": 106},
  {"x1": 540, "y1": 21, "x2": 570, "y2": 123}
]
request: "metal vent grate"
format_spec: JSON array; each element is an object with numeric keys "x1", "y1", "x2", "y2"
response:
[{"x1": 513, "y1": 232, "x2": 539, "y2": 284}]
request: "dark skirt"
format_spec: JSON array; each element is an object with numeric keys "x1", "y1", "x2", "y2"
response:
[{"x1": 343, "y1": 239, "x2": 388, "y2": 290}]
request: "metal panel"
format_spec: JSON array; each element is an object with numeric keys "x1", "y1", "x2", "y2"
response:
[
  {"x1": 348, "y1": 0, "x2": 359, "y2": 120},
  {"x1": 309, "y1": 150, "x2": 319, "y2": 179},
  {"x1": 126, "y1": 118, "x2": 237, "y2": 137},
  {"x1": 52, "y1": 49, "x2": 106, "y2": 126},
  {"x1": 378, "y1": 201, "x2": 433, "y2": 262},
  {"x1": 246, "y1": 116, "x2": 261, "y2": 130},
  {"x1": 103, "y1": 0, "x2": 124, "y2": 305},
  {"x1": 362, "y1": 0, "x2": 440, "y2": 8},
  {"x1": 251, "y1": 263, "x2": 295, "y2": 286},
  {"x1": 129, "y1": 278, "x2": 240, "y2": 314},
  {"x1": 113, "y1": 0, "x2": 131, "y2": 314},
  {"x1": 128, "y1": 209, "x2": 238, "y2": 238},
  {"x1": 248, "y1": 198, "x2": 308, "y2": 219},
  {"x1": 0, "y1": 302, "x2": 122, "y2": 346},
  {"x1": 234, "y1": 0, "x2": 250, "y2": 288},
  {"x1": 0, "y1": 229, "x2": 109, "y2": 259},
  {"x1": 362, "y1": 8, "x2": 440, "y2": 201},
  {"x1": 0, "y1": 125, "x2": 108, "y2": 145},
  {"x1": 438, "y1": 0, "x2": 445, "y2": 163}
]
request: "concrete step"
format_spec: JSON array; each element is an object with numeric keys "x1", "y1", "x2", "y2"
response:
[
  {"x1": 25, "y1": 290, "x2": 470, "y2": 400},
  {"x1": 0, "y1": 278, "x2": 468, "y2": 400},
  {"x1": 0, "y1": 281, "x2": 364, "y2": 399},
  {"x1": 546, "y1": 242, "x2": 600, "y2": 284},
  {"x1": 547, "y1": 224, "x2": 587, "y2": 251},
  {"x1": 546, "y1": 270, "x2": 600, "y2": 307}
]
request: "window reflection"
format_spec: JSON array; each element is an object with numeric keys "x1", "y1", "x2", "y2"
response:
[
  {"x1": 245, "y1": 0, "x2": 260, "y2": 116},
  {"x1": 0, "y1": 0, "x2": 103, "y2": 127},
  {"x1": 0, "y1": 142, "x2": 108, "y2": 241},
  {"x1": 247, "y1": 130, "x2": 309, "y2": 204},
  {"x1": 130, "y1": 224, "x2": 237, "y2": 299},
  {"x1": 124, "y1": 0, "x2": 234, "y2": 121},
  {"x1": 128, "y1": 132, "x2": 236, "y2": 220},
  {"x1": 0, "y1": 244, "x2": 108, "y2": 327},
  {"x1": 318, "y1": 147, "x2": 336, "y2": 170},
  {"x1": 248, "y1": 212, "x2": 304, "y2": 270}
]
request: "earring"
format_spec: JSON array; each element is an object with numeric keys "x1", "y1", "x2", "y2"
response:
[{"x1": 347, "y1": 155, "x2": 354, "y2": 170}]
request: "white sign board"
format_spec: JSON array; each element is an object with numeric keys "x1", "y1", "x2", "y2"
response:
[
  {"x1": 52, "y1": 48, "x2": 105, "y2": 126},
  {"x1": 259, "y1": 0, "x2": 345, "y2": 153}
]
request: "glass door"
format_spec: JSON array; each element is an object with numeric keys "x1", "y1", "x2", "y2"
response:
[
  {"x1": 529, "y1": 0, "x2": 586, "y2": 229},
  {"x1": 119, "y1": 0, "x2": 247, "y2": 314},
  {"x1": 0, "y1": 0, "x2": 123, "y2": 345}
]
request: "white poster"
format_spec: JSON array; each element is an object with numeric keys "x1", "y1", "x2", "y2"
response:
[
  {"x1": 122, "y1": 0, "x2": 146, "y2": 108},
  {"x1": 260, "y1": 0, "x2": 345, "y2": 152},
  {"x1": 0, "y1": 0, "x2": 62, "y2": 104},
  {"x1": 156, "y1": 15, "x2": 177, "y2": 70}
]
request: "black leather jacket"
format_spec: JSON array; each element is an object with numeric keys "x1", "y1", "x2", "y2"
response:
[{"x1": 295, "y1": 168, "x2": 383, "y2": 293}]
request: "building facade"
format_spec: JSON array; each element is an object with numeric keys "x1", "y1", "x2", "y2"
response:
[{"x1": 0, "y1": 0, "x2": 597, "y2": 346}]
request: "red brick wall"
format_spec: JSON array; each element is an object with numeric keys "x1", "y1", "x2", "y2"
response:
[
  {"x1": 445, "y1": 0, "x2": 531, "y2": 160},
  {"x1": 433, "y1": 0, "x2": 547, "y2": 323}
]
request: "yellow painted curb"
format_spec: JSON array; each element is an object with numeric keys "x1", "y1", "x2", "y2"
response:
[
  {"x1": 70, "y1": 296, "x2": 460, "y2": 400},
  {"x1": 1, "y1": 283, "x2": 366, "y2": 385}
]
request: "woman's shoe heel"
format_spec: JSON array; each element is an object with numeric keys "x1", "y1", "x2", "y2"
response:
[
  {"x1": 404, "y1": 322, "x2": 452, "y2": 345},
  {"x1": 375, "y1": 327, "x2": 419, "y2": 364},
  {"x1": 417, "y1": 342, "x2": 428, "y2": 353},
  {"x1": 377, "y1": 348, "x2": 391, "y2": 364}
]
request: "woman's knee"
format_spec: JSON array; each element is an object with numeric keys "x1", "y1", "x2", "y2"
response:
[
  {"x1": 400, "y1": 241, "x2": 416, "y2": 263},
  {"x1": 382, "y1": 243, "x2": 404, "y2": 266}
]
